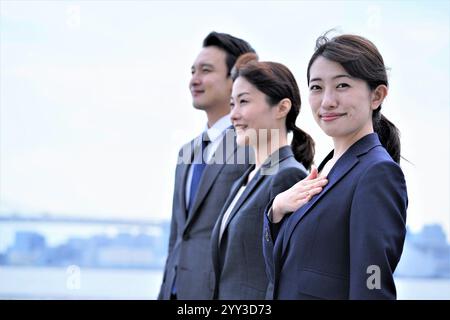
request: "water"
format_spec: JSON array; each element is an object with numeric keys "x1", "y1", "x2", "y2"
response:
[
  {"x1": 0, "y1": 266, "x2": 449, "y2": 299},
  {"x1": 395, "y1": 277, "x2": 450, "y2": 300},
  {"x1": 0, "y1": 266, "x2": 163, "y2": 299}
]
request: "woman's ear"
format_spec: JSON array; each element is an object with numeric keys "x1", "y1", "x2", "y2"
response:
[
  {"x1": 276, "y1": 98, "x2": 292, "y2": 119},
  {"x1": 371, "y1": 85, "x2": 388, "y2": 110}
]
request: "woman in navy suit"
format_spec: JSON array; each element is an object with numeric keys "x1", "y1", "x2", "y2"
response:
[
  {"x1": 263, "y1": 34, "x2": 408, "y2": 300},
  {"x1": 210, "y1": 53, "x2": 323, "y2": 299}
]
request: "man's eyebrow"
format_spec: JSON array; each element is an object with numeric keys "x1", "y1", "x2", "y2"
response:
[{"x1": 192, "y1": 63, "x2": 214, "y2": 70}]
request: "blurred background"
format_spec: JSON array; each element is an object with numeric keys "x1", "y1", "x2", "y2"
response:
[{"x1": 0, "y1": 0, "x2": 449, "y2": 299}]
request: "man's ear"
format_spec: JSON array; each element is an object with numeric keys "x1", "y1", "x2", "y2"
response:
[
  {"x1": 276, "y1": 98, "x2": 292, "y2": 119},
  {"x1": 371, "y1": 85, "x2": 388, "y2": 110}
]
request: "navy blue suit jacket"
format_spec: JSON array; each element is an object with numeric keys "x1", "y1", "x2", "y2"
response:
[{"x1": 263, "y1": 133, "x2": 407, "y2": 300}]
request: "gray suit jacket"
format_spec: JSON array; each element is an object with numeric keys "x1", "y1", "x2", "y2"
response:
[
  {"x1": 210, "y1": 146, "x2": 307, "y2": 300},
  {"x1": 158, "y1": 128, "x2": 251, "y2": 299}
]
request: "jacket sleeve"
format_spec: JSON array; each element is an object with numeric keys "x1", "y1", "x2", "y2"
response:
[
  {"x1": 158, "y1": 150, "x2": 183, "y2": 299},
  {"x1": 349, "y1": 160, "x2": 407, "y2": 299}
]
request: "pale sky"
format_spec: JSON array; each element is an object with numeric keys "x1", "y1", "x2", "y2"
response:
[{"x1": 1, "y1": 1, "x2": 449, "y2": 240}]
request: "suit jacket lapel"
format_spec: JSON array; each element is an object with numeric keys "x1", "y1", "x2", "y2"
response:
[
  {"x1": 210, "y1": 165, "x2": 253, "y2": 284},
  {"x1": 185, "y1": 129, "x2": 239, "y2": 228},
  {"x1": 217, "y1": 164, "x2": 255, "y2": 224},
  {"x1": 218, "y1": 167, "x2": 264, "y2": 238},
  {"x1": 178, "y1": 162, "x2": 190, "y2": 225},
  {"x1": 220, "y1": 146, "x2": 295, "y2": 242},
  {"x1": 281, "y1": 133, "x2": 382, "y2": 255},
  {"x1": 177, "y1": 139, "x2": 197, "y2": 226}
]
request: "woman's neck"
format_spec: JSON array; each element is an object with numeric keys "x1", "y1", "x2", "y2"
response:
[
  {"x1": 332, "y1": 128, "x2": 374, "y2": 160},
  {"x1": 253, "y1": 134, "x2": 289, "y2": 169}
]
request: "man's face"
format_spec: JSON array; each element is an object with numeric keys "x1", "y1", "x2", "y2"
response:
[{"x1": 189, "y1": 46, "x2": 233, "y2": 111}]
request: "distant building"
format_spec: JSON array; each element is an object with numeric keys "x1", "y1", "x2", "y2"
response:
[
  {"x1": 2, "y1": 216, "x2": 443, "y2": 277},
  {"x1": 1, "y1": 220, "x2": 169, "y2": 269},
  {"x1": 396, "y1": 225, "x2": 450, "y2": 277},
  {"x1": 6, "y1": 231, "x2": 47, "y2": 265}
]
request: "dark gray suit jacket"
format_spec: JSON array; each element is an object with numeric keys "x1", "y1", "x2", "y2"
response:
[
  {"x1": 158, "y1": 128, "x2": 251, "y2": 299},
  {"x1": 210, "y1": 146, "x2": 307, "y2": 300}
]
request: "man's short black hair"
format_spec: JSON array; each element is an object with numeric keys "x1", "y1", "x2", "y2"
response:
[{"x1": 203, "y1": 31, "x2": 256, "y2": 76}]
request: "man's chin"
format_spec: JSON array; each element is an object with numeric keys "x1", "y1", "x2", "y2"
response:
[{"x1": 192, "y1": 103, "x2": 207, "y2": 111}]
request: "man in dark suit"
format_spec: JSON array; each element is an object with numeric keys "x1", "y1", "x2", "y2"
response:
[{"x1": 158, "y1": 32, "x2": 255, "y2": 300}]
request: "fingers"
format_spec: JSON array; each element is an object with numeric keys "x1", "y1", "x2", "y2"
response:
[
  {"x1": 297, "y1": 183, "x2": 326, "y2": 202},
  {"x1": 305, "y1": 166, "x2": 319, "y2": 181},
  {"x1": 301, "y1": 186, "x2": 322, "y2": 198},
  {"x1": 294, "y1": 176, "x2": 328, "y2": 190},
  {"x1": 309, "y1": 186, "x2": 323, "y2": 196},
  {"x1": 290, "y1": 185, "x2": 325, "y2": 213},
  {"x1": 313, "y1": 178, "x2": 328, "y2": 188}
]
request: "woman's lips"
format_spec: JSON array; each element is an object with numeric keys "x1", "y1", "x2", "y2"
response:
[{"x1": 320, "y1": 113, "x2": 346, "y2": 122}]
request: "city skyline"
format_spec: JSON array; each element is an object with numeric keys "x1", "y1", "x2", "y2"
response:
[
  {"x1": 1, "y1": 215, "x2": 448, "y2": 279},
  {"x1": 1, "y1": 214, "x2": 449, "y2": 299}
]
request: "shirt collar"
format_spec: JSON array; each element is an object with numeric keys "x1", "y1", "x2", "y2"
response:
[{"x1": 204, "y1": 114, "x2": 231, "y2": 143}]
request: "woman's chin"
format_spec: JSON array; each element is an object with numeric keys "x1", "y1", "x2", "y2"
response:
[{"x1": 236, "y1": 136, "x2": 247, "y2": 146}]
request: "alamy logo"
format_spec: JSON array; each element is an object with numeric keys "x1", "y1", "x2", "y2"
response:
[
  {"x1": 66, "y1": 265, "x2": 81, "y2": 290},
  {"x1": 366, "y1": 265, "x2": 381, "y2": 290}
]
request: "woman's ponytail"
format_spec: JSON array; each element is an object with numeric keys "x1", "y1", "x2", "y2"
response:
[
  {"x1": 373, "y1": 108, "x2": 401, "y2": 164},
  {"x1": 290, "y1": 124, "x2": 315, "y2": 170}
]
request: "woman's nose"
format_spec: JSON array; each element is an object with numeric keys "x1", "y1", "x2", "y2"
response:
[
  {"x1": 321, "y1": 89, "x2": 338, "y2": 109},
  {"x1": 230, "y1": 105, "x2": 240, "y2": 122}
]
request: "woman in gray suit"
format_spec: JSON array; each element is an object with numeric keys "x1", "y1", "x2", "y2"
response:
[{"x1": 210, "y1": 53, "x2": 325, "y2": 299}]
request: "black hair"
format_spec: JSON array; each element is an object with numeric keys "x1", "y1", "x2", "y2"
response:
[{"x1": 203, "y1": 31, "x2": 256, "y2": 76}]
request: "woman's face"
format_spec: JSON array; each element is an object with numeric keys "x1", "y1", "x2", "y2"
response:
[
  {"x1": 308, "y1": 56, "x2": 379, "y2": 141},
  {"x1": 230, "y1": 77, "x2": 280, "y2": 147}
]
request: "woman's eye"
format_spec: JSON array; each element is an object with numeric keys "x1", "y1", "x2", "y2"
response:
[
  {"x1": 239, "y1": 99, "x2": 248, "y2": 104},
  {"x1": 230, "y1": 102, "x2": 235, "y2": 109},
  {"x1": 337, "y1": 83, "x2": 350, "y2": 88},
  {"x1": 309, "y1": 85, "x2": 321, "y2": 91}
]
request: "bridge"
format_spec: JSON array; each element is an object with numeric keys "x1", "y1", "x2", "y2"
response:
[{"x1": 0, "y1": 214, "x2": 168, "y2": 226}]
